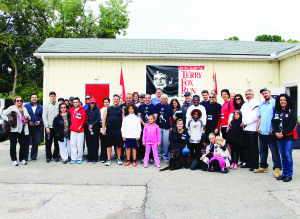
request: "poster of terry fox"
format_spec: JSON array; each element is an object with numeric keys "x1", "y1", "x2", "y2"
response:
[{"x1": 146, "y1": 65, "x2": 205, "y2": 98}]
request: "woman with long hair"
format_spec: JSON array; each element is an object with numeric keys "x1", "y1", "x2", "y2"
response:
[
  {"x1": 233, "y1": 94, "x2": 245, "y2": 110},
  {"x1": 271, "y1": 94, "x2": 297, "y2": 182},
  {"x1": 170, "y1": 98, "x2": 182, "y2": 128}
]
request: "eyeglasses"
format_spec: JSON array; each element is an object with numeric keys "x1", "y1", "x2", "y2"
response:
[
  {"x1": 209, "y1": 96, "x2": 215, "y2": 99},
  {"x1": 235, "y1": 98, "x2": 241, "y2": 100},
  {"x1": 85, "y1": 98, "x2": 90, "y2": 100},
  {"x1": 60, "y1": 107, "x2": 66, "y2": 109},
  {"x1": 16, "y1": 100, "x2": 23, "y2": 102}
]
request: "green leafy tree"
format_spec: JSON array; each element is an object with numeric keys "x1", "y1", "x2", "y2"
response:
[
  {"x1": 255, "y1": 34, "x2": 285, "y2": 42},
  {"x1": 0, "y1": 0, "x2": 131, "y2": 102},
  {"x1": 287, "y1": 39, "x2": 300, "y2": 43},
  {"x1": 224, "y1": 36, "x2": 239, "y2": 41}
]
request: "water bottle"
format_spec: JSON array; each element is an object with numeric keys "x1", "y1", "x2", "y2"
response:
[{"x1": 90, "y1": 129, "x2": 94, "y2": 135}]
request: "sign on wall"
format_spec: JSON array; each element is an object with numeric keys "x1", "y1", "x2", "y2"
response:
[{"x1": 146, "y1": 65, "x2": 205, "y2": 98}]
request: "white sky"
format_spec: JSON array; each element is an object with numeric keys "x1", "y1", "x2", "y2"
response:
[{"x1": 87, "y1": 0, "x2": 300, "y2": 41}]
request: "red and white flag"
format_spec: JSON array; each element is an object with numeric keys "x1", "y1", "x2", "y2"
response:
[
  {"x1": 212, "y1": 67, "x2": 218, "y2": 95},
  {"x1": 120, "y1": 67, "x2": 126, "y2": 100}
]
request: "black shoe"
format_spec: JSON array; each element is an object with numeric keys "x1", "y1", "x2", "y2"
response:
[
  {"x1": 283, "y1": 176, "x2": 292, "y2": 182},
  {"x1": 55, "y1": 158, "x2": 60, "y2": 162},
  {"x1": 249, "y1": 168, "x2": 254, "y2": 171},
  {"x1": 31, "y1": 159, "x2": 37, "y2": 162},
  {"x1": 277, "y1": 175, "x2": 286, "y2": 180},
  {"x1": 63, "y1": 160, "x2": 67, "y2": 164},
  {"x1": 241, "y1": 164, "x2": 250, "y2": 168},
  {"x1": 46, "y1": 159, "x2": 51, "y2": 163},
  {"x1": 149, "y1": 159, "x2": 154, "y2": 164}
]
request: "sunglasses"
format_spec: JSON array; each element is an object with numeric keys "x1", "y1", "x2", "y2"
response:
[
  {"x1": 209, "y1": 96, "x2": 215, "y2": 98},
  {"x1": 85, "y1": 98, "x2": 91, "y2": 100},
  {"x1": 60, "y1": 107, "x2": 66, "y2": 109},
  {"x1": 16, "y1": 100, "x2": 23, "y2": 102},
  {"x1": 235, "y1": 98, "x2": 241, "y2": 100}
]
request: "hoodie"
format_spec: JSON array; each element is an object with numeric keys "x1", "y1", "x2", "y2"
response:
[
  {"x1": 143, "y1": 123, "x2": 161, "y2": 144},
  {"x1": 69, "y1": 106, "x2": 87, "y2": 133}
]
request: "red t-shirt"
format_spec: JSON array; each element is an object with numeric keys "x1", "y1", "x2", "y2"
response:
[{"x1": 221, "y1": 100, "x2": 235, "y2": 126}]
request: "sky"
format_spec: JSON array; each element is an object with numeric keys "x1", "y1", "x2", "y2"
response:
[{"x1": 87, "y1": 0, "x2": 300, "y2": 41}]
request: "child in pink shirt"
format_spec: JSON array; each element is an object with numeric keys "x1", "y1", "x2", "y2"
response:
[{"x1": 143, "y1": 115, "x2": 161, "y2": 168}]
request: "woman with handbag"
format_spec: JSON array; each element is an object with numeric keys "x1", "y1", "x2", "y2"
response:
[{"x1": 1, "y1": 96, "x2": 30, "y2": 166}]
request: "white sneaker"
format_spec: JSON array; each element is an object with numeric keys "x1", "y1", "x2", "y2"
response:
[
  {"x1": 144, "y1": 165, "x2": 148, "y2": 168},
  {"x1": 156, "y1": 165, "x2": 161, "y2": 168},
  {"x1": 105, "y1": 160, "x2": 111, "y2": 166},
  {"x1": 21, "y1": 160, "x2": 27, "y2": 165},
  {"x1": 12, "y1": 161, "x2": 18, "y2": 166},
  {"x1": 117, "y1": 158, "x2": 123, "y2": 165}
]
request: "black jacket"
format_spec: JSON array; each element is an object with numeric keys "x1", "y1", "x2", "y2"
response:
[
  {"x1": 271, "y1": 108, "x2": 297, "y2": 141},
  {"x1": 169, "y1": 128, "x2": 189, "y2": 153},
  {"x1": 85, "y1": 106, "x2": 101, "y2": 132},
  {"x1": 227, "y1": 120, "x2": 243, "y2": 145},
  {"x1": 53, "y1": 112, "x2": 71, "y2": 142}
]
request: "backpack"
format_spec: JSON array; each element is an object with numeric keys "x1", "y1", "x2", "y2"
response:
[{"x1": 3, "y1": 111, "x2": 17, "y2": 133}]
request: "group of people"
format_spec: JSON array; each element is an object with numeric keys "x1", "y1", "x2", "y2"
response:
[{"x1": 1, "y1": 87, "x2": 297, "y2": 182}]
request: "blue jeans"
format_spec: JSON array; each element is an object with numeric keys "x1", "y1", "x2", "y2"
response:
[
  {"x1": 277, "y1": 140, "x2": 294, "y2": 177},
  {"x1": 259, "y1": 134, "x2": 282, "y2": 169},
  {"x1": 159, "y1": 128, "x2": 170, "y2": 160},
  {"x1": 25, "y1": 128, "x2": 41, "y2": 160}
]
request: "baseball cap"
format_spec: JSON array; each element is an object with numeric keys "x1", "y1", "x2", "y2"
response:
[
  {"x1": 89, "y1": 98, "x2": 96, "y2": 103},
  {"x1": 193, "y1": 95, "x2": 200, "y2": 100},
  {"x1": 260, "y1": 87, "x2": 269, "y2": 93},
  {"x1": 49, "y1": 91, "x2": 56, "y2": 96},
  {"x1": 58, "y1": 97, "x2": 64, "y2": 101},
  {"x1": 69, "y1": 97, "x2": 74, "y2": 101},
  {"x1": 184, "y1": 92, "x2": 191, "y2": 96},
  {"x1": 139, "y1": 94, "x2": 146, "y2": 98}
]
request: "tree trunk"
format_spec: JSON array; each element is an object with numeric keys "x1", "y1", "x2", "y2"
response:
[{"x1": 5, "y1": 50, "x2": 18, "y2": 97}]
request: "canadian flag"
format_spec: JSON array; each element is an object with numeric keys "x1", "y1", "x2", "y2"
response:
[
  {"x1": 212, "y1": 69, "x2": 218, "y2": 95},
  {"x1": 120, "y1": 67, "x2": 126, "y2": 101}
]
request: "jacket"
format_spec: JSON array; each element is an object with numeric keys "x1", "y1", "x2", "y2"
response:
[
  {"x1": 53, "y1": 112, "x2": 71, "y2": 142},
  {"x1": 1, "y1": 105, "x2": 31, "y2": 135},
  {"x1": 227, "y1": 120, "x2": 243, "y2": 145},
  {"x1": 182, "y1": 100, "x2": 193, "y2": 124},
  {"x1": 186, "y1": 104, "x2": 207, "y2": 127},
  {"x1": 85, "y1": 106, "x2": 101, "y2": 132},
  {"x1": 69, "y1": 106, "x2": 87, "y2": 133},
  {"x1": 187, "y1": 118, "x2": 204, "y2": 143},
  {"x1": 24, "y1": 102, "x2": 43, "y2": 129},
  {"x1": 240, "y1": 98, "x2": 259, "y2": 132},
  {"x1": 204, "y1": 144, "x2": 231, "y2": 168},
  {"x1": 43, "y1": 101, "x2": 59, "y2": 128},
  {"x1": 121, "y1": 114, "x2": 141, "y2": 138},
  {"x1": 271, "y1": 108, "x2": 298, "y2": 141},
  {"x1": 169, "y1": 127, "x2": 189, "y2": 153},
  {"x1": 142, "y1": 123, "x2": 161, "y2": 144}
]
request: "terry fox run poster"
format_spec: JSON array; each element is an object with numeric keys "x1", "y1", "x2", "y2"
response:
[{"x1": 146, "y1": 65, "x2": 205, "y2": 98}]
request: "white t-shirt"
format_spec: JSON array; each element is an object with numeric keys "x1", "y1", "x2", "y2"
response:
[{"x1": 31, "y1": 106, "x2": 37, "y2": 114}]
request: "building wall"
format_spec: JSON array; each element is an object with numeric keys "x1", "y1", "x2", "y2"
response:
[
  {"x1": 44, "y1": 58, "x2": 280, "y2": 103},
  {"x1": 279, "y1": 54, "x2": 300, "y2": 85}
]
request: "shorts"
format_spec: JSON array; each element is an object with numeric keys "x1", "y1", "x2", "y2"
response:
[
  {"x1": 106, "y1": 129, "x2": 122, "y2": 147},
  {"x1": 124, "y1": 138, "x2": 139, "y2": 149}
]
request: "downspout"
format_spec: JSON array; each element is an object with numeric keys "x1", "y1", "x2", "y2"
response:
[{"x1": 41, "y1": 55, "x2": 47, "y2": 107}]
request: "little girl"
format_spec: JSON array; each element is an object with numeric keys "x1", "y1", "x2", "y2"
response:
[
  {"x1": 227, "y1": 110, "x2": 243, "y2": 170},
  {"x1": 201, "y1": 136, "x2": 231, "y2": 173},
  {"x1": 143, "y1": 115, "x2": 161, "y2": 168},
  {"x1": 121, "y1": 103, "x2": 141, "y2": 166},
  {"x1": 187, "y1": 109, "x2": 204, "y2": 159}
]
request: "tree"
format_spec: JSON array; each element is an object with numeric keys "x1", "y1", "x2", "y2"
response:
[
  {"x1": 224, "y1": 36, "x2": 239, "y2": 41},
  {"x1": 255, "y1": 34, "x2": 285, "y2": 42},
  {"x1": 287, "y1": 39, "x2": 300, "y2": 43},
  {"x1": 0, "y1": 0, "x2": 131, "y2": 101}
]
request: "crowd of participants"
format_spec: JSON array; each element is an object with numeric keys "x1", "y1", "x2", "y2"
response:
[{"x1": 1, "y1": 87, "x2": 297, "y2": 182}]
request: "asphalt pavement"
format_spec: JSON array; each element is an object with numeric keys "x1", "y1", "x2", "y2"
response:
[{"x1": 0, "y1": 140, "x2": 299, "y2": 219}]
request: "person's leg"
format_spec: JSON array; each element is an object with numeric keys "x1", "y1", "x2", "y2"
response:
[
  {"x1": 250, "y1": 132, "x2": 259, "y2": 169},
  {"x1": 31, "y1": 128, "x2": 40, "y2": 160},
  {"x1": 258, "y1": 134, "x2": 269, "y2": 169},
  {"x1": 268, "y1": 134, "x2": 282, "y2": 169},
  {"x1": 243, "y1": 131, "x2": 250, "y2": 167},
  {"x1": 284, "y1": 140, "x2": 294, "y2": 177},
  {"x1": 77, "y1": 132, "x2": 85, "y2": 161},
  {"x1": 45, "y1": 129, "x2": 53, "y2": 160},
  {"x1": 158, "y1": 129, "x2": 163, "y2": 160},
  {"x1": 8, "y1": 132, "x2": 18, "y2": 161},
  {"x1": 201, "y1": 161, "x2": 209, "y2": 171},
  {"x1": 221, "y1": 127, "x2": 227, "y2": 140},
  {"x1": 70, "y1": 131, "x2": 77, "y2": 161},
  {"x1": 92, "y1": 131, "x2": 100, "y2": 161},
  {"x1": 190, "y1": 158, "x2": 201, "y2": 170},
  {"x1": 66, "y1": 138, "x2": 71, "y2": 159},
  {"x1": 162, "y1": 129, "x2": 169, "y2": 160},
  {"x1": 18, "y1": 133, "x2": 27, "y2": 162},
  {"x1": 52, "y1": 128, "x2": 60, "y2": 159},
  {"x1": 126, "y1": 147, "x2": 131, "y2": 161},
  {"x1": 239, "y1": 134, "x2": 246, "y2": 163},
  {"x1": 85, "y1": 131, "x2": 92, "y2": 161},
  {"x1": 24, "y1": 130, "x2": 32, "y2": 161},
  {"x1": 132, "y1": 148, "x2": 137, "y2": 161},
  {"x1": 58, "y1": 139, "x2": 68, "y2": 161},
  {"x1": 116, "y1": 147, "x2": 122, "y2": 159},
  {"x1": 107, "y1": 147, "x2": 112, "y2": 160},
  {"x1": 235, "y1": 141, "x2": 240, "y2": 164},
  {"x1": 277, "y1": 141, "x2": 286, "y2": 176},
  {"x1": 144, "y1": 143, "x2": 151, "y2": 166},
  {"x1": 227, "y1": 141, "x2": 234, "y2": 163},
  {"x1": 151, "y1": 143, "x2": 160, "y2": 166},
  {"x1": 99, "y1": 133, "x2": 107, "y2": 161}
]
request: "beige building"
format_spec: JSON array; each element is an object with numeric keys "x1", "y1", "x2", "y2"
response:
[{"x1": 34, "y1": 38, "x2": 300, "y2": 116}]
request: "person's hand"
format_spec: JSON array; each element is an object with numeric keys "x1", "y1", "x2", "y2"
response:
[
  {"x1": 214, "y1": 129, "x2": 218, "y2": 134},
  {"x1": 226, "y1": 128, "x2": 229, "y2": 133},
  {"x1": 143, "y1": 142, "x2": 145, "y2": 146},
  {"x1": 173, "y1": 116, "x2": 177, "y2": 121},
  {"x1": 89, "y1": 125, "x2": 92, "y2": 130},
  {"x1": 29, "y1": 121, "x2": 34, "y2": 126},
  {"x1": 276, "y1": 133, "x2": 283, "y2": 138},
  {"x1": 256, "y1": 127, "x2": 262, "y2": 133},
  {"x1": 36, "y1": 121, "x2": 40, "y2": 126},
  {"x1": 123, "y1": 137, "x2": 126, "y2": 141},
  {"x1": 102, "y1": 130, "x2": 106, "y2": 135},
  {"x1": 46, "y1": 128, "x2": 50, "y2": 134},
  {"x1": 240, "y1": 123, "x2": 245, "y2": 127},
  {"x1": 136, "y1": 137, "x2": 140, "y2": 141},
  {"x1": 78, "y1": 126, "x2": 82, "y2": 130},
  {"x1": 157, "y1": 143, "x2": 160, "y2": 147},
  {"x1": 268, "y1": 130, "x2": 273, "y2": 135},
  {"x1": 200, "y1": 155, "x2": 205, "y2": 161},
  {"x1": 228, "y1": 121, "x2": 231, "y2": 127},
  {"x1": 24, "y1": 115, "x2": 29, "y2": 119}
]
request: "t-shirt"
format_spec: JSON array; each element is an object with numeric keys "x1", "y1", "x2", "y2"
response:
[
  {"x1": 151, "y1": 97, "x2": 161, "y2": 105},
  {"x1": 205, "y1": 102, "x2": 222, "y2": 130},
  {"x1": 156, "y1": 103, "x2": 173, "y2": 129},
  {"x1": 138, "y1": 103, "x2": 158, "y2": 123},
  {"x1": 200, "y1": 101, "x2": 210, "y2": 108},
  {"x1": 106, "y1": 105, "x2": 123, "y2": 130},
  {"x1": 62, "y1": 114, "x2": 69, "y2": 137},
  {"x1": 31, "y1": 106, "x2": 37, "y2": 114},
  {"x1": 221, "y1": 100, "x2": 235, "y2": 127}
]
